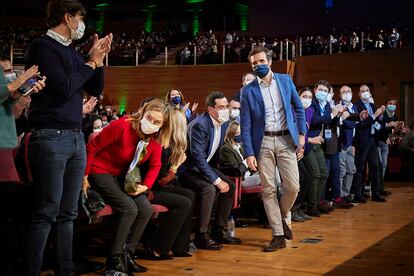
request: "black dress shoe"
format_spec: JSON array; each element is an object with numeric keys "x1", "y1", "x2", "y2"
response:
[
  {"x1": 105, "y1": 254, "x2": 128, "y2": 273},
  {"x1": 142, "y1": 247, "x2": 173, "y2": 260},
  {"x1": 211, "y1": 229, "x2": 242, "y2": 244},
  {"x1": 194, "y1": 233, "x2": 223, "y2": 250},
  {"x1": 173, "y1": 252, "x2": 192, "y2": 257},
  {"x1": 263, "y1": 235, "x2": 286, "y2": 252},
  {"x1": 282, "y1": 219, "x2": 293, "y2": 240},
  {"x1": 125, "y1": 251, "x2": 149, "y2": 272},
  {"x1": 379, "y1": 190, "x2": 391, "y2": 196},
  {"x1": 371, "y1": 195, "x2": 387, "y2": 202},
  {"x1": 306, "y1": 208, "x2": 321, "y2": 217},
  {"x1": 352, "y1": 197, "x2": 367, "y2": 203},
  {"x1": 235, "y1": 220, "x2": 249, "y2": 228}
]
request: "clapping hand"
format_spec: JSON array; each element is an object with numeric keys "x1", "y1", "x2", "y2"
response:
[{"x1": 82, "y1": 96, "x2": 98, "y2": 115}]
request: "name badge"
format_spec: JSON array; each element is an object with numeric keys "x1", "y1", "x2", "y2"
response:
[
  {"x1": 373, "y1": 122, "x2": 382, "y2": 131},
  {"x1": 325, "y1": 129, "x2": 332, "y2": 140}
]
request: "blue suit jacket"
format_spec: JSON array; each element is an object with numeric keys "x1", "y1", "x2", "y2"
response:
[
  {"x1": 240, "y1": 73, "x2": 307, "y2": 158},
  {"x1": 353, "y1": 100, "x2": 377, "y2": 148},
  {"x1": 185, "y1": 112, "x2": 228, "y2": 184}
]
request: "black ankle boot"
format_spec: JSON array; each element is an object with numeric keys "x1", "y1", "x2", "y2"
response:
[
  {"x1": 125, "y1": 250, "x2": 148, "y2": 273},
  {"x1": 105, "y1": 254, "x2": 128, "y2": 273}
]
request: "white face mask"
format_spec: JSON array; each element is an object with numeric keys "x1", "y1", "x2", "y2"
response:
[
  {"x1": 301, "y1": 98, "x2": 312, "y2": 109},
  {"x1": 342, "y1": 93, "x2": 352, "y2": 103},
  {"x1": 217, "y1": 109, "x2": 229, "y2": 124},
  {"x1": 369, "y1": 97, "x2": 374, "y2": 104},
  {"x1": 230, "y1": 109, "x2": 240, "y2": 119},
  {"x1": 361, "y1": 91, "x2": 371, "y2": 101},
  {"x1": 93, "y1": 127, "x2": 102, "y2": 133},
  {"x1": 68, "y1": 15, "x2": 85, "y2": 40},
  {"x1": 140, "y1": 116, "x2": 160, "y2": 135}
]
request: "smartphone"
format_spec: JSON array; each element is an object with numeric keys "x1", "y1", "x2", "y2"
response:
[{"x1": 18, "y1": 75, "x2": 45, "y2": 96}]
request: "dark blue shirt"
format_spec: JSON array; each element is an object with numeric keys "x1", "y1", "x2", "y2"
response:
[{"x1": 26, "y1": 35, "x2": 104, "y2": 129}]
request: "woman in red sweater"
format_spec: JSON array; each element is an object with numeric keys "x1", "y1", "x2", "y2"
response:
[{"x1": 83, "y1": 98, "x2": 165, "y2": 274}]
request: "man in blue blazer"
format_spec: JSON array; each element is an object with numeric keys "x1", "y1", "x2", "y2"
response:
[
  {"x1": 353, "y1": 84, "x2": 386, "y2": 202},
  {"x1": 240, "y1": 47, "x2": 306, "y2": 252},
  {"x1": 179, "y1": 92, "x2": 241, "y2": 250}
]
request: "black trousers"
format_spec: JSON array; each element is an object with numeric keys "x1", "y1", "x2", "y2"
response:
[
  {"x1": 295, "y1": 159, "x2": 311, "y2": 207},
  {"x1": 178, "y1": 168, "x2": 235, "y2": 234},
  {"x1": 88, "y1": 174, "x2": 153, "y2": 256},
  {"x1": 149, "y1": 186, "x2": 194, "y2": 255},
  {"x1": 353, "y1": 139, "x2": 381, "y2": 198}
]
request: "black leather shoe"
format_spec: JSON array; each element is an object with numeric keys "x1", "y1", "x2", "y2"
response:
[
  {"x1": 211, "y1": 229, "x2": 242, "y2": 244},
  {"x1": 125, "y1": 250, "x2": 149, "y2": 272},
  {"x1": 306, "y1": 208, "x2": 321, "y2": 217},
  {"x1": 372, "y1": 195, "x2": 387, "y2": 202},
  {"x1": 352, "y1": 197, "x2": 367, "y2": 203},
  {"x1": 282, "y1": 219, "x2": 293, "y2": 240},
  {"x1": 194, "y1": 233, "x2": 223, "y2": 250},
  {"x1": 263, "y1": 236, "x2": 286, "y2": 252},
  {"x1": 379, "y1": 190, "x2": 391, "y2": 196},
  {"x1": 235, "y1": 220, "x2": 249, "y2": 228},
  {"x1": 142, "y1": 247, "x2": 173, "y2": 260},
  {"x1": 173, "y1": 252, "x2": 192, "y2": 257},
  {"x1": 105, "y1": 254, "x2": 128, "y2": 273}
]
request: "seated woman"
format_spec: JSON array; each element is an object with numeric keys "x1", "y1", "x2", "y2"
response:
[
  {"x1": 83, "y1": 98, "x2": 166, "y2": 274},
  {"x1": 165, "y1": 88, "x2": 198, "y2": 122},
  {"x1": 87, "y1": 117, "x2": 103, "y2": 143},
  {"x1": 219, "y1": 121, "x2": 261, "y2": 188},
  {"x1": 144, "y1": 106, "x2": 195, "y2": 259}
]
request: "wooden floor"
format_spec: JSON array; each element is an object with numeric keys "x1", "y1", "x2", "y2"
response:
[{"x1": 82, "y1": 181, "x2": 414, "y2": 276}]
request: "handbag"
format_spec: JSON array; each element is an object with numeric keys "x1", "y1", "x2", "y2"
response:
[{"x1": 124, "y1": 139, "x2": 149, "y2": 195}]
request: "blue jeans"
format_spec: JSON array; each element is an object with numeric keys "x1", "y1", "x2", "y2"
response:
[
  {"x1": 26, "y1": 129, "x2": 86, "y2": 276},
  {"x1": 324, "y1": 151, "x2": 341, "y2": 200},
  {"x1": 377, "y1": 141, "x2": 389, "y2": 177}
]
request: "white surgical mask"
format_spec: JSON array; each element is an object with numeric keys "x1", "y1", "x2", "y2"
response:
[
  {"x1": 361, "y1": 91, "x2": 371, "y2": 101},
  {"x1": 369, "y1": 97, "x2": 374, "y2": 104},
  {"x1": 68, "y1": 15, "x2": 85, "y2": 40},
  {"x1": 230, "y1": 109, "x2": 240, "y2": 119},
  {"x1": 342, "y1": 93, "x2": 352, "y2": 103},
  {"x1": 140, "y1": 117, "x2": 160, "y2": 134},
  {"x1": 217, "y1": 109, "x2": 229, "y2": 123},
  {"x1": 301, "y1": 98, "x2": 312, "y2": 109},
  {"x1": 93, "y1": 127, "x2": 102, "y2": 133}
]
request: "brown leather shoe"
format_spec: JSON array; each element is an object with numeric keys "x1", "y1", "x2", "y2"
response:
[
  {"x1": 263, "y1": 236, "x2": 286, "y2": 252},
  {"x1": 282, "y1": 219, "x2": 293, "y2": 240}
]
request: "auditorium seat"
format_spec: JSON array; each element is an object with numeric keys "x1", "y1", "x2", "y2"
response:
[
  {"x1": 227, "y1": 176, "x2": 242, "y2": 209},
  {"x1": 241, "y1": 185, "x2": 263, "y2": 194}
]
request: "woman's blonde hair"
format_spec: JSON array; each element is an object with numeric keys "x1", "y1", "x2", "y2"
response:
[
  {"x1": 158, "y1": 106, "x2": 188, "y2": 167},
  {"x1": 127, "y1": 98, "x2": 166, "y2": 138},
  {"x1": 225, "y1": 120, "x2": 240, "y2": 145}
]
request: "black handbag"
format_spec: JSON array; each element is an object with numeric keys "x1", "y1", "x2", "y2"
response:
[{"x1": 80, "y1": 189, "x2": 106, "y2": 222}]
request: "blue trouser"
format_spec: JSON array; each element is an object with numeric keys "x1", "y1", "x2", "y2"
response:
[
  {"x1": 26, "y1": 129, "x2": 86, "y2": 276},
  {"x1": 324, "y1": 151, "x2": 341, "y2": 200},
  {"x1": 377, "y1": 141, "x2": 389, "y2": 178}
]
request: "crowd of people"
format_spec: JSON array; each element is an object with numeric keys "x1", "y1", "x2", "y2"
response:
[
  {"x1": 1, "y1": 23, "x2": 408, "y2": 67},
  {"x1": 1, "y1": 1, "x2": 414, "y2": 276}
]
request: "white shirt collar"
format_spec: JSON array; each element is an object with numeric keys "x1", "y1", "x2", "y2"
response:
[
  {"x1": 209, "y1": 114, "x2": 221, "y2": 128},
  {"x1": 46, "y1": 29, "x2": 72, "y2": 46},
  {"x1": 257, "y1": 71, "x2": 274, "y2": 87}
]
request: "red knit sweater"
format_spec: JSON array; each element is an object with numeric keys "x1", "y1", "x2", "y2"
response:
[{"x1": 85, "y1": 117, "x2": 162, "y2": 188}]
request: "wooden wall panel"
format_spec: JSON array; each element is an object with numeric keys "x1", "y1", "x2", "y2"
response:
[{"x1": 102, "y1": 61, "x2": 292, "y2": 113}]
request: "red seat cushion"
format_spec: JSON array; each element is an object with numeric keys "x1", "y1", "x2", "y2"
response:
[
  {"x1": 95, "y1": 204, "x2": 169, "y2": 218},
  {"x1": 152, "y1": 204, "x2": 169, "y2": 213},
  {"x1": 241, "y1": 185, "x2": 263, "y2": 194}
]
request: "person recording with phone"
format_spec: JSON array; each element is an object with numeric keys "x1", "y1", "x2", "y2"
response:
[
  {"x1": 0, "y1": 56, "x2": 45, "y2": 184},
  {"x1": 24, "y1": 0, "x2": 112, "y2": 275}
]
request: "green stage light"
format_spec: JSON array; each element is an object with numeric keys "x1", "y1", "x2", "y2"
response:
[{"x1": 186, "y1": 0, "x2": 205, "y2": 3}]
